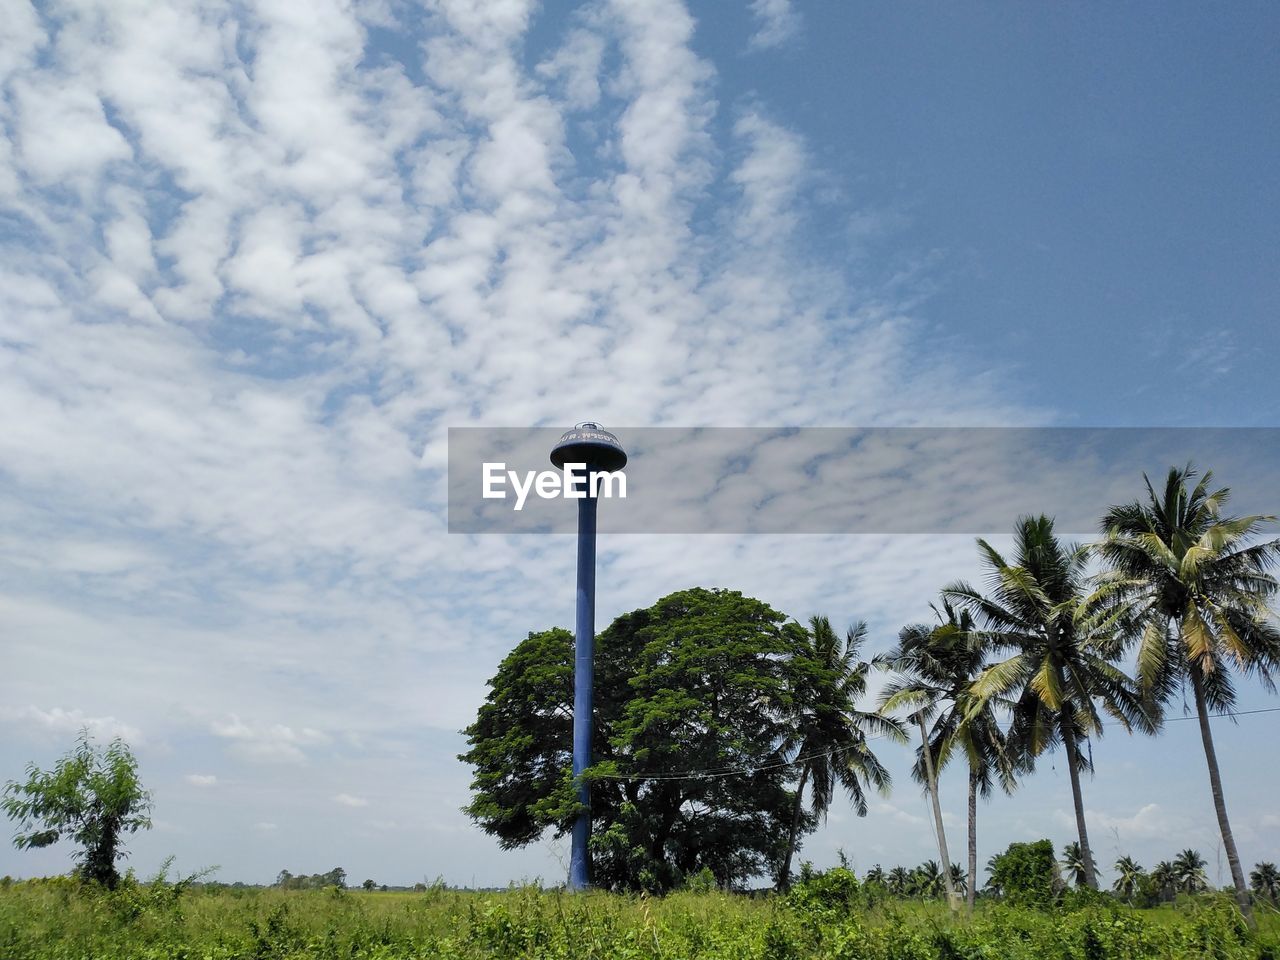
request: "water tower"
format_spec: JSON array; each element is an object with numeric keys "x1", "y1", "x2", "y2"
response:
[{"x1": 550, "y1": 422, "x2": 627, "y2": 891}]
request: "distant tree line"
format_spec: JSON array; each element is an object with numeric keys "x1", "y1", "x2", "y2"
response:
[{"x1": 275, "y1": 867, "x2": 347, "y2": 890}]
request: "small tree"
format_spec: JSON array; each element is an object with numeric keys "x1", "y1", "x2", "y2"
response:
[
  {"x1": 986, "y1": 839, "x2": 1061, "y2": 907},
  {"x1": 362, "y1": 878, "x2": 376, "y2": 891},
  {"x1": 2, "y1": 731, "x2": 152, "y2": 887}
]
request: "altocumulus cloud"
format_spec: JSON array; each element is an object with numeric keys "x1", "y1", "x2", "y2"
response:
[{"x1": 0, "y1": 0, "x2": 1080, "y2": 885}]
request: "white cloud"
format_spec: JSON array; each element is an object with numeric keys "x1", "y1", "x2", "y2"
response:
[
  {"x1": 746, "y1": 0, "x2": 801, "y2": 52},
  {"x1": 1, "y1": 705, "x2": 142, "y2": 744},
  {"x1": 186, "y1": 774, "x2": 218, "y2": 787},
  {"x1": 211, "y1": 716, "x2": 329, "y2": 765},
  {"x1": 0, "y1": 0, "x2": 1054, "y2": 887},
  {"x1": 334, "y1": 793, "x2": 370, "y2": 808},
  {"x1": 1089, "y1": 803, "x2": 1184, "y2": 840},
  {"x1": 12, "y1": 76, "x2": 131, "y2": 184}
]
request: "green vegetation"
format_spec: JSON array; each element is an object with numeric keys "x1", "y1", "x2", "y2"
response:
[
  {"x1": 274, "y1": 869, "x2": 348, "y2": 891},
  {"x1": 985, "y1": 839, "x2": 1060, "y2": 907},
  {"x1": 2, "y1": 871, "x2": 1279, "y2": 960},
  {"x1": 777, "y1": 617, "x2": 903, "y2": 890},
  {"x1": 877, "y1": 601, "x2": 1015, "y2": 910},
  {"x1": 460, "y1": 588, "x2": 881, "y2": 892},
  {"x1": 1095, "y1": 466, "x2": 1280, "y2": 923},
  {"x1": 5, "y1": 463, "x2": 1279, "y2": 956},
  {"x1": 457, "y1": 464, "x2": 1278, "y2": 905},
  {"x1": 1, "y1": 732, "x2": 152, "y2": 888}
]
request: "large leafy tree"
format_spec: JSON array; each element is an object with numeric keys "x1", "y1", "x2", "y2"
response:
[
  {"x1": 2, "y1": 732, "x2": 152, "y2": 888},
  {"x1": 460, "y1": 588, "x2": 807, "y2": 892},
  {"x1": 879, "y1": 601, "x2": 1015, "y2": 910},
  {"x1": 775, "y1": 616, "x2": 902, "y2": 890},
  {"x1": 945, "y1": 515, "x2": 1155, "y2": 891},
  {"x1": 1094, "y1": 466, "x2": 1280, "y2": 923}
]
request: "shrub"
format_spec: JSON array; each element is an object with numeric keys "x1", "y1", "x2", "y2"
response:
[{"x1": 987, "y1": 839, "x2": 1062, "y2": 908}]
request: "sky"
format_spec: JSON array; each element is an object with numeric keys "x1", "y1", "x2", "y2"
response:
[{"x1": 1, "y1": 0, "x2": 1278, "y2": 890}]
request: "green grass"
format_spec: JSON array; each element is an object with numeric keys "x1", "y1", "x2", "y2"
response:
[{"x1": 2, "y1": 878, "x2": 1278, "y2": 959}]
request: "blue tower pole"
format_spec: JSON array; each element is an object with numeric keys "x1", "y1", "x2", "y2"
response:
[
  {"x1": 569, "y1": 488, "x2": 597, "y2": 891},
  {"x1": 550, "y1": 422, "x2": 626, "y2": 893}
]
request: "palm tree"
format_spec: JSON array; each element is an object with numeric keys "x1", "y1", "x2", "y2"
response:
[
  {"x1": 776, "y1": 617, "x2": 906, "y2": 889},
  {"x1": 1094, "y1": 466, "x2": 1280, "y2": 923},
  {"x1": 945, "y1": 516, "x2": 1155, "y2": 891},
  {"x1": 1173, "y1": 848, "x2": 1209, "y2": 894},
  {"x1": 1152, "y1": 860, "x2": 1178, "y2": 903},
  {"x1": 1062, "y1": 841, "x2": 1099, "y2": 888},
  {"x1": 912, "y1": 860, "x2": 944, "y2": 899},
  {"x1": 887, "y1": 865, "x2": 911, "y2": 897},
  {"x1": 865, "y1": 864, "x2": 886, "y2": 886},
  {"x1": 879, "y1": 601, "x2": 1017, "y2": 911},
  {"x1": 1113, "y1": 855, "x2": 1145, "y2": 903},
  {"x1": 984, "y1": 852, "x2": 1006, "y2": 898},
  {"x1": 1250, "y1": 862, "x2": 1279, "y2": 902}
]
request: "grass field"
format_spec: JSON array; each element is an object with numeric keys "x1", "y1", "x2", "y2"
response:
[{"x1": 3, "y1": 877, "x2": 1280, "y2": 960}]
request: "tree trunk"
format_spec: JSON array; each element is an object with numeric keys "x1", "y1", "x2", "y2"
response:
[
  {"x1": 918, "y1": 714, "x2": 959, "y2": 910},
  {"x1": 1191, "y1": 664, "x2": 1255, "y2": 928},
  {"x1": 1059, "y1": 717, "x2": 1099, "y2": 890},
  {"x1": 967, "y1": 766, "x2": 978, "y2": 911},
  {"x1": 778, "y1": 765, "x2": 809, "y2": 891}
]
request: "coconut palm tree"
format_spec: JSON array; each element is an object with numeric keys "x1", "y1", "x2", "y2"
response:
[
  {"x1": 1173, "y1": 848, "x2": 1209, "y2": 894},
  {"x1": 887, "y1": 865, "x2": 911, "y2": 897},
  {"x1": 912, "y1": 860, "x2": 944, "y2": 899},
  {"x1": 945, "y1": 516, "x2": 1155, "y2": 891},
  {"x1": 1093, "y1": 466, "x2": 1280, "y2": 923},
  {"x1": 1251, "y1": 862, "x2": 1279, "y2": 902},
  {"x1": 1152, "y1": 860, "x2": 1178, "y2": 903},
  {"x1": 776, "y1": 617, "x2": 906, "y2": 889},
  {"x1": 879, "y1": 601, "x2": 1017, "y2": 911},
  {"x1": 1113, "y1": 855, "x2": 1145, "y2": 903},
  {"x1": 1063, "y1": 841, "x2": 1099, "y2": 888}
]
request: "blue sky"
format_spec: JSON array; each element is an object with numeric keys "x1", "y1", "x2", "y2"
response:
[{"x1": 1, "y1": 0, "x2": 1278, "y2": 890}]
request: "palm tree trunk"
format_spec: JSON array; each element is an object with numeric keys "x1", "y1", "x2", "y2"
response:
[
  {"x1": 778, "y1": 765, "x2": 809, "y2": 891},
  {"x1": 967, "y1": 766, "x2": 978, "y2": 911},
  {"x1": 1191, "y1": 664, "x2": 1255, "y2": 928},
  {"x1": 918, "y1": 714, "x2": 959, "y2": 910},
  {"x1": 1059, "y1": 717, "x2": 1099, "y2": 890}
]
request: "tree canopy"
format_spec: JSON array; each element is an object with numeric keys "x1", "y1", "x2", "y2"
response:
[
  {"x1": 2, "y1": 731, "x2": 152, "y2": 888},
  {"x1": 460, "y1": 587, "x2": 820, "y2": 892}
]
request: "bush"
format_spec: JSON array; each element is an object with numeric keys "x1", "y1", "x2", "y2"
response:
[
  {"x1": 786, "y1": 865, "x2": 863, "y2": 921},
  {"x1": 987, "y1": 839, "x2": 1063, "y2": 908}
]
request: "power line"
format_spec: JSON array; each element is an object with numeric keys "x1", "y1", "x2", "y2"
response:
[{"x1": 586, "y1": 705, "x2": 1280, "y2": 783}]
